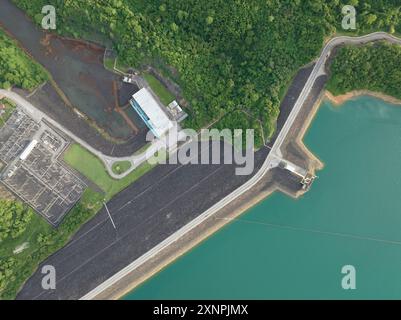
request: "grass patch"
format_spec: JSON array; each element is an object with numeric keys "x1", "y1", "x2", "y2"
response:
[
  {"x1": 143, "y1": 73, "x2": 175, "y2": 106},
  {"x1": 114, "y1": 57, "x2": 131, "y2": 74},
  {"x1": 112, "y1": 161, "x2": 131, "y2": 175},
  {"x1": 64, "y1": 144, "x2": 159, "y2": 199},
  {"x1": 0, "y1": 99, "x2": 16, "y2": 128},
  {"x1": 103, "y1": 57, "x2": 115, "y2": 71},
  {"x1": 133, "y1": 142, "x2": 152, "y2": 156},
  {"x1": 0, "y1": 189, "x2": 103, "y2": 299}
]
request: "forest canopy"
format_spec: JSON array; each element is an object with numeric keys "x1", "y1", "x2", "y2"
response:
[
  {"x1": 1, "y1": 0, "x2": 401, "y2": 300},
  {"x1": 11, "y1": 0, "x2": 401, "y2": 143},
  {"x1": 0, "y1": 201, "x2": 33, "y2": 242},
  {"x1": 0, "y1": 29, "x2": 48, "y2": 90},
  {"x1": 327, "y1": 42, "x2": 401, "y2": 100}
]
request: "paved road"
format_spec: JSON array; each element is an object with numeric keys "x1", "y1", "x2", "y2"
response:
[
  {"x1": 15, "y1": 32, "x2": 401, "y2": 300},
  {"x1": 17, "y1": 142, "x2": 269, "y2": 300},
  {"x1": 16, "y1": 57, "x2": 313, "y2": 301},
  {"x1": 271, "y1": 32, "x2": 401, "y2": 160},
  {"x1": 0, "y1": 89, "x2": 171, "y2": 179},
  {"x1": 81, "y1": 32, "x2": 401, "y2": 299}
]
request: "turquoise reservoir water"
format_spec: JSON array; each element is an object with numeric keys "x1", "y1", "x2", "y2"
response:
[{"x1": 125, "y1": 96, "x2": 401, "y2": 299}]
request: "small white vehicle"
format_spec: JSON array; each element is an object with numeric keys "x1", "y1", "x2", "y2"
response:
[{"x1": 123, "y1": 76, "x2": 135, "y2": 84}]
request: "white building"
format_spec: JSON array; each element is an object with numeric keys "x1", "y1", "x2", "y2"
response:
[
  {"x1": 20, "y1": 140, "x2": 38, "y2": 161},
  {"x1": 130, "y1": 88, "x2": 174, "y2": 138}
]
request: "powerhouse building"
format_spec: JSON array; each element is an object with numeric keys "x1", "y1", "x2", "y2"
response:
[{"x1": 130, "y1": 88, "x2": 174, "y2": 138}]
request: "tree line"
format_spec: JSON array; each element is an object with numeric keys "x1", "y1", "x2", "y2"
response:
[
  {"x1": 11, "y1": 0, "x2": 401, "y2": 143},
  {"x1": 327, "y1": 41, "x2": 401, "y2": 99},
  {"x1": 0, "y1": 29, "x2": 48, "y2": 90}
]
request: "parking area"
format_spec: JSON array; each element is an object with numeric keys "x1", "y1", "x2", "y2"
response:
[{"x1": 0, "y1": 109, "x2": 86, "y2": 226}]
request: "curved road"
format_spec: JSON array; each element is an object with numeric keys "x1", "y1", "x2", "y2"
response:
[
  {"x1": 0, "y1": 89, "x2": 174, "y2": 179},
  {"x1": 81, "y1": 32, "x2": 401, "y2": 299}
]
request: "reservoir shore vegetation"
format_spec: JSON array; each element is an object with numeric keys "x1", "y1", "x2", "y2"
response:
[
  {"x1": 325, "y1": 90, "x2": 401, "y2": 107},
  {"x1": 327, "y1": 42, "x2": 401, "y2": 102},
  {"x1": 0, "y1": 0, "x2": 401, "y2": 299}
]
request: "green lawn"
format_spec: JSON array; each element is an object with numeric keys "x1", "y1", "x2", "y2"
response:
[
  {"x1": 143, "y1": 73, "x2": 175, "y2": 106},
  {"x1": 103, "y1": 57, "x2": 115, "y2": 71},
  {"x1": 112, "y1": 161, "x2": 132, "y2": 175},
  {"x1": 64, "y1": 144, "x2": 159, "y2": 199}
]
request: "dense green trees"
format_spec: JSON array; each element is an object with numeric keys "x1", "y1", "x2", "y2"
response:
[
  {"x1": 1, "y1": 0, "x2": 400, "y2": 299},
  {"x1": 0, "y1": 201, "x2": 33, "y2": 296},
  {"x1": 0, "y1": 201, "x2": 33, "y2": 242},
  {"x1": 11, "y1": 0, "x2": 401, "y2": 142},
  {"x1": 0, "y1": 258, "x2": 16, "y2": 294},
  {"x1": 0, "y1": 29, "x2": 48, "y2": 90},
  {"x1": 327, "y1": 42, "x2": 401, "y2": 99},
  {"x1": 0, "y1": 190, "x2": 103, "y2": 299}
]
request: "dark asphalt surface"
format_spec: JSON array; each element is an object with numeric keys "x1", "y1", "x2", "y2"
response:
[
  {"x1": 268, "y1": 64, "x2": 316, "y2": 148},
  {"x1": 17, "y1": 144, "x2": 269, "y2": 299},
  {"x1": 16, "y1": 59, "x2": 314, "y2": 299},
  {"x1": 17, "y1": 83, "x2": 148, "y2": 157}
]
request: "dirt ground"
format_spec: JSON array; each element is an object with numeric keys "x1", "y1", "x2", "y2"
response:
[
  {"x1": 0, "y1": 1, "x2": 144, "y2": 143},
  {"x1": 15, "y1": 84, "x2": 148, "y2": 157}
]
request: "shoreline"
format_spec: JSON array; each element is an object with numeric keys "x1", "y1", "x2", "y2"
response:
[
  {"x1": 18, "y1": 32, "x2": 400, "y2": 300},
  {"x1": 99, "y1": 75, "x2": 327, "y2": 301},
  {"x1": 289, "y1": 89, "x2": 401, "y2": 176},
  {"x1": 95, "y1": 173, "x2": 303, "y2": 300},
  {"x1": 290, "y1": 90, "x2": 325, "y2": 175},
  {"x1": 324, "y1": 90, "x2": 401, "y2": 107},
  {"x1": 108, "y1": 88, "x2": 399, "y2": 300}
]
